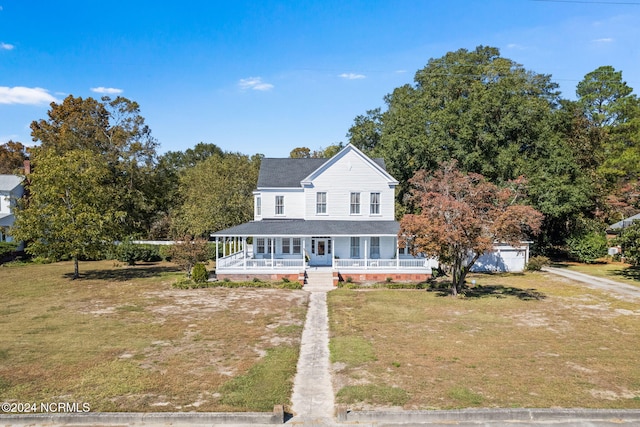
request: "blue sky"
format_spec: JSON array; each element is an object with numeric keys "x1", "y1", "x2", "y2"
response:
[{"x1": 1, "y1": 0, "x2": 639, "y2": 157}]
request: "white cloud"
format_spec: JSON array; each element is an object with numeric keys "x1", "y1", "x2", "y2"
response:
[
  {"x1": 506, "y1": 43, "x2": 525, "y2": 50},
  {"x1": 395, "y1": 70, "x2": 407, "y2": 74},
  {"x1": 339, "y1": 73, "x2": 366, "y2": 80},
  {"x1": 592, "y1": 38, "x2": 614, "y2": 43},
  {"x1": 0, "y1": 86, "x2": 58, "y2": 105},
  {"x1": 0, "y1": 42, "x2": 14, "y2": 50},
  {"x1": 238, "y1": 77, "x2": 274, "y2": 91},
  {"x1": 91, "y1": 86, "x2": 123, "y2": 94}
]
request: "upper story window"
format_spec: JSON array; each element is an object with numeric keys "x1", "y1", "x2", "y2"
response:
[
  {"x1": 275, "y1": 195, "x2": 284, "y2": 215},
  {"x1": 350, "y1": 192, "x2": 360, "y2": 215},
  {"x1": 370, "y1": 192, "x2": 380, "y2": 215},
  {"x1": 256, "y1": 196, "x2": 261, "y2": 216},
  {"x1": 316, "y1": 192, "x2": 327, "y2": 214}
]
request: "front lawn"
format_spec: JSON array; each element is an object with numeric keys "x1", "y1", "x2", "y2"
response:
[
  {"x1": 0, "y1": 260, "x2": 308, "y2": 412},
  {"x1": 328, "y1": 272, "x2": 640, "y2": 410}
]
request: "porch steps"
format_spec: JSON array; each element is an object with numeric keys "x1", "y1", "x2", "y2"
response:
[{"x1": 304, "y1": 268, "x2": 334, "y2": 291}]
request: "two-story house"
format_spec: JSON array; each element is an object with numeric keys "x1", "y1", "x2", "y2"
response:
[
  {"x1": 212, "y1": 144, "x2": 436, "y2": 283},
  {"x1": 0, "y1": 174, "x2": 25, "y2": 246}
]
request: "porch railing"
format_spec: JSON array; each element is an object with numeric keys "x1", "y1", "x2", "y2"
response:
[
  {"x1": 216, "y1": 251, "x2": 304, "y2": 270},
  {"x1": 334, "y1": 258, "x2": 431, "y2": 270}
]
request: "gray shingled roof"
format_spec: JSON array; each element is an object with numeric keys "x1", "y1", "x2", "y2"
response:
[
  {"x1": 212, "y1": 219, "x2": 400, "y2": 237},
  {"x1": 609, "y1": 213, "x2": 640, "y2": 230},
  {"x1": 257, "y1": 157, "x2": 387, "y2": 188},
  {"x1": 0, "y1": 175, "x2": 24, "y2": 192}
]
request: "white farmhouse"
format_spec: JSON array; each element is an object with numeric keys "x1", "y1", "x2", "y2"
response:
[
  {"x1": 212, "y1": 144, "x2": 530, "y2": 284},
  {"x1": 212, "y1": 144, "x2": 436, "y2": 283},
  {"x1": 0, "y1": 174, "x2": 25, "y2": 245}
]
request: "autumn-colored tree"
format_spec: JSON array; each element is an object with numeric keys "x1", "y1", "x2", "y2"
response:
[
  {"x1": 168, "y1": 235, "x2": 210, "y2": 277},
  {"x1": 0, "y1": 140, "x2": 28, "y2": 174},
  {"x1": 399, "y1": 162, "x2": 543, "y2": 296}
]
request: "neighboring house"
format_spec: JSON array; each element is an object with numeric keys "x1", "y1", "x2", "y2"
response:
[
  {"x1": 212, "y1": 144, "x2": 436, "y2": 283},
  {"x1": 607, "y1": 213, "x2": 640, "y2": 235},
  {"x1": 0, "y1": 174, "x2": 25, "y2": 246}
]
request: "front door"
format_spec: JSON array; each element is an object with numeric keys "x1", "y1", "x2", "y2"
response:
[{"x1": 311, "y1": 237, "x2": 331, "y2": 266}]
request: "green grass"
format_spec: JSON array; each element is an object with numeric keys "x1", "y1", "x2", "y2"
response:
[
  {"x1": 336, "y1": 385, "x2": 409, "y2": 406},
  {"x1": 328, "y1": 271, "x2": 640, "y2": 410},
  {"x1": 0, "y1": 260, "x2": 308, "y2": 412},
  {"x1": 218, "y1": 346, "x2": 299, "y2": 411},
  {"x1": 330, "y1": 336, "x2": 376, "y2": 366}
]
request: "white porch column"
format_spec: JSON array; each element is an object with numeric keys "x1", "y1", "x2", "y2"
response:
[
  {"x1": 396, "y1": 237, "x2": 400, "y2": 269},
  {"x1": 364, "y1": 239, "x2": 368, "y2": 269},
  {"x1": 215, "y1": 236, "x2": 219, "y2": 266},
  {"x1": 331, "y1": 237, "x2": 334, "y2": 268},
  {"x1": 271, "y1": 238, "x2": 275, "y2": 269},
  {"x1": 223, "y1": 237, "x2": 226, "y2": 258},
  {"x1": 243, "y1": 237, "x2": 247, "y2": 270},
  {"x1": 303, "y1": 239, "x2": 307, "y2": 267}
]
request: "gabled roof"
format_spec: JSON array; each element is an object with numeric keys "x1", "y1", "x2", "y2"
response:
[
  {"x1": 608, "y1": 213, "x2": 640, "y2": 231},
  {"x1": 257, "y1": 158, "x2": 327, "y2": 188},
  {"x1": 256, "y1": 145, "x2": 390, "y2": 188},
  {"x1": 301, "y1": 144, "x2": 397, "y2": 186},
  {"x1": 0, "y1": 175, "x2": 24, "y2": 192},
  {"x1": 212, "y1": 219, "x2": 400, "y2": 237}
]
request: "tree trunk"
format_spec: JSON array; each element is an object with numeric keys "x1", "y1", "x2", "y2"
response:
[{"x1": 73, "y1": 256, "x2": 79, "y2": 280}]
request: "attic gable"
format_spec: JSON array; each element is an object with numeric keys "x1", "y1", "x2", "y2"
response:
[{"x1": 301, "y1": 144, "x2": 398, "y2": 187}]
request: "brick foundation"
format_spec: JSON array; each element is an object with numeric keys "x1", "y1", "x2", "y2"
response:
[
  {"x1": 216, "y1": 273, "x2": 304, "y2": 283},
  {"x1": 337, "y1": 272, "x2": 431, "y2": 285}
]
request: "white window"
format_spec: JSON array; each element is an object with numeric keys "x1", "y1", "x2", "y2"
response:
[
  {"x1": 292, "y1": 238, "x2": 301, "y2": 254},
  {"x1": 282, "y1": 238, "x2": 290, "y2": 254},
  {"x1": 350, "y1": 237, "x2": 360, "y2": 258},
  {"x1": 370, "y1": 237, "x2": 380, "y2": 258},
  {"x1": 275, "y1": 195, "x2": 284, "y2": 215},
  {"x1": 257, "y1": 238, "x2": 273, "y2": 254},
  {"x1": 316, "y1": 192, "x2": 327, "y2": 214},
  {"x1": 256, "y1": 196, "x2": 261, "y2": 216},
  {"x1": 350, "y1": 192, "x2": 360, "y2": 215},
  {"x1": 370, "y1": 192, "x2": 380, "y2": 215}
]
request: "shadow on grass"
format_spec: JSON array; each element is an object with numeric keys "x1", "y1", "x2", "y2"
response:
[
  {"x1": 610, "y1": 265, "x2": 640, "y2": 283},
  {"x1": 64, "y1": 264, "x2": 182, "y2": 281},
  {"x1": 425, "y1": 281, "x2": 545, "y2": 300}
]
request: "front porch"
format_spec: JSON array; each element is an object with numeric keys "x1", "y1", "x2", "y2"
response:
[{"x1": 213, "y1": 234, "x2": 434, "y2": 284}]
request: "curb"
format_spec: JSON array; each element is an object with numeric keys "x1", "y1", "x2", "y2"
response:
[
  {"x1": 1, "y1": 405, "x2": 284, "y2": 425},
  {"x1": 337, "y1": 407, "x2": 640, "y2": 424}
]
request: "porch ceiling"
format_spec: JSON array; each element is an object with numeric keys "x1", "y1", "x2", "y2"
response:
[{"x1": 211, "y1": 219, "x2": 400, "y2": 238}]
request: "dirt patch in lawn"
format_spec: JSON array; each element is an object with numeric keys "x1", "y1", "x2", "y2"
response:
[
  {"x1": 328, "y1": 271, "x2": 640, "y2": 410},
  {"x1": 0, "y1": 260, "x2": 308, "y2": 412}
]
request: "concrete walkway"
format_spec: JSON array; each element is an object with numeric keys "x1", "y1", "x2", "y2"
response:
[
  {"x1": 290, "y1": 269, "x2": 335, "y2": 423},
  {"x1": 543, "y1": 266, "x2": 640, "y2": 299}
]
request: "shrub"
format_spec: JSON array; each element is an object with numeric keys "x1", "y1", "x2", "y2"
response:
[
  {"x1": 115, "y1": 242, "x2": 161, "y2": 265},
  {"x1": 526, "y1": 255, "x2": 550, "y2": 271},
  {"x1": 386, "y1": 282, "x2": 425, "y2": 289},
  {"x1": 172, "y1": 277, "x2": 196, "y2": 289},
  {"x1": 158, "y1": 245, "x2": 172, "y2": 261},
  {"x1": 566, "y1": 231, "x2": 608, "y2": 263},
  {"x1": 0, "y1": 241, "x2": 18, "y2": 258},
  {"x1": 278, "y1": 280, "x2": 303, "y2": 290},
  {"x1": 191, "y1": 263, "x2": 208, "y2": 283},
  {"x1": 615, "y1": 222, "x2": 640, "y2": 266}
]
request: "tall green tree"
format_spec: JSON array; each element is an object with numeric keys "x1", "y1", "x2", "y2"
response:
[
  {"x1": 173, "y1": 153, "x2": 261, "y2": 236},
  {"x1": 12, "y1": 149, "x2": 123, "y2": 278},
  {"x1": 348, "y1": 46, "x2": 560, "y2": 206},
  {"x1": 29, "y1": 95, "x2": 159, "y2": 236}
]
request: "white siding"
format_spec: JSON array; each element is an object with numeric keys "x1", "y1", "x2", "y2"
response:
[
  {"x1": 257, "y1": 189, "x2": 305, "y2": 219},
  {"x1": 0, "y1": 192, "x2": 10, "y2": 214},
  {"x1": 303, "y1": 150, "x2": 395, "y2": 220}
]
